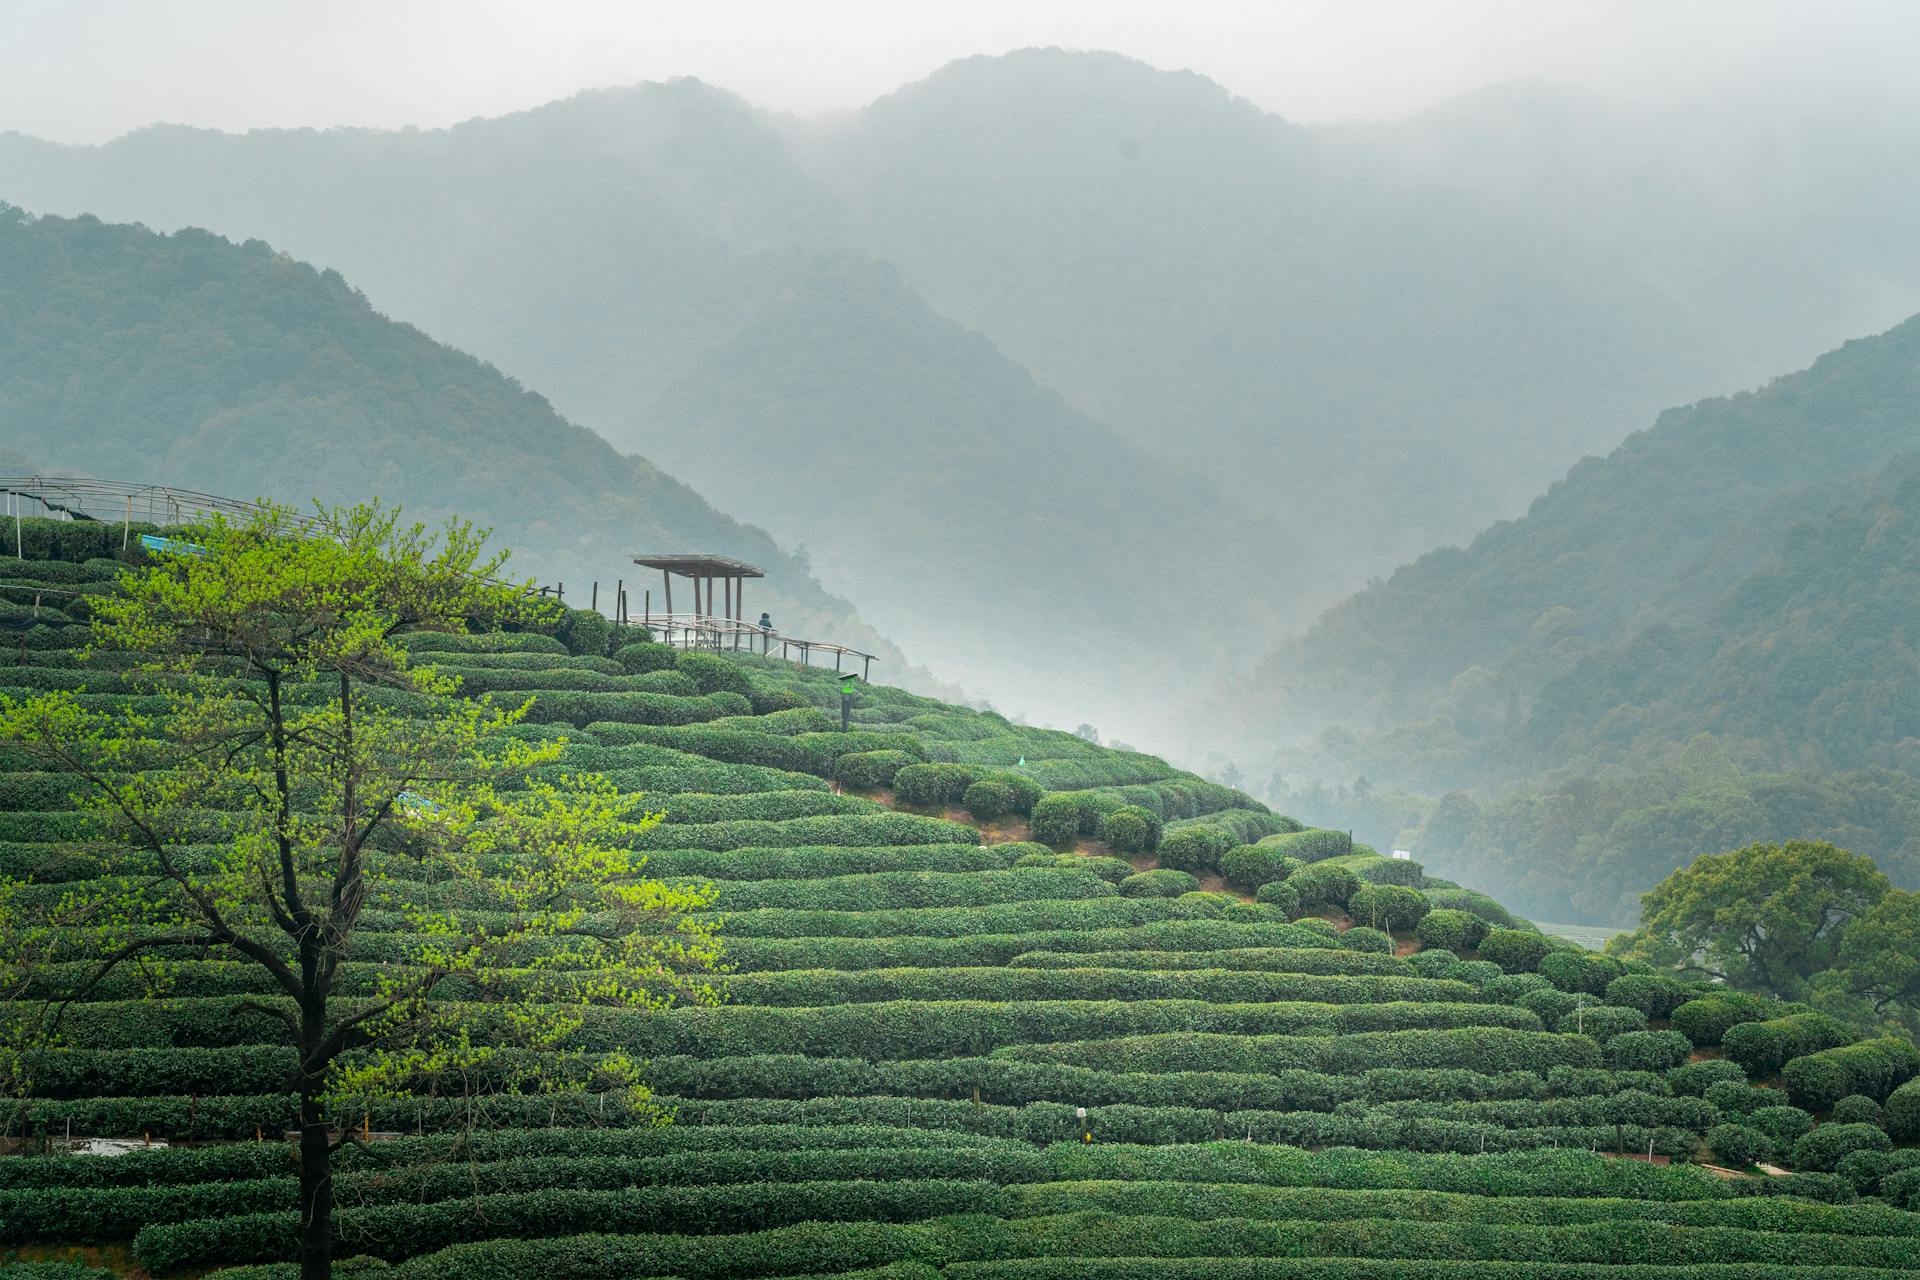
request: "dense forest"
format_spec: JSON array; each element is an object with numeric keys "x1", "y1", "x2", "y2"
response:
[
  {"x1": 0, "y1": 206, "x2": 892, "y2": 659},
  {"x1": 1240, "y1": 316, "x2": 1920, "y2": 922}
]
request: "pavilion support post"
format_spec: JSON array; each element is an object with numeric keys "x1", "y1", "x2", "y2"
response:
[
  {"x1": 863, "y1": 656, "x2": 872, "y2": 680},
  {"x1": 663, "y1": 571, "x2": 672, "y2": 624}
]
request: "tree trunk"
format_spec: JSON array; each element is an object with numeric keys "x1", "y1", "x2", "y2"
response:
[{"x1": 297, "y1": 1092, "x2": 333, "y2": 1280}]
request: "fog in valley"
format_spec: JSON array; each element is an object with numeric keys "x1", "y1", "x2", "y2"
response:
[{"x1": 6, "y1": 0, "x2": 1920, "y2": 923}]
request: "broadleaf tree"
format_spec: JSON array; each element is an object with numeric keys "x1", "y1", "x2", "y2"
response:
[
  {"x1": 1604, "y1": 839, "x2": 1920, "y2": 1039},
  {"x1": 0, "y1": 502, "x2": 721, "y2": 1280}
]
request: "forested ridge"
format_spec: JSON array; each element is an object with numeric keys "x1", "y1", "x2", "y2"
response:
[
  {"x1": 646, "y1": 256, "x2": 1242, "y2": 704},
  {"x1": 5, "y1": 48, "x2": 1919, "y2": 731},
  {"x1": 1239, "y1": 313, "x2": 1920, "y2": 923},
  {"x1": 0, "y1": 205, "x2": 893, "y2": 661}
]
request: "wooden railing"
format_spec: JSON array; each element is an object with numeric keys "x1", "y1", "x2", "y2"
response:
[{"x1": 641, "y1": 611, "x2": 875, "y2": 679}]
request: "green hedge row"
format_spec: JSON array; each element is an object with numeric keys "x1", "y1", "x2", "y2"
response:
[
  {"x1": 47, "y1": 995, "x2": 1542, "y2": 1061},
  {"x1": 1780, "y1": 1037, "x2": 1920, "y2": 1109},
  {"x1": 631, "y1": 811, "x2": 978, "y2": 852},
  {"x1": 999, "y1": 1027, "x2": 1590, "y2": 1077},
  {"x1": 583, "y1": 723, "x2": 926, "y2": 777},
  {"x1": 704, "y1": 868, "x2": 1113, "y2": 915},
  {"x1": 653, "y1": 789, "x2": 874, "y2": 825},
  {"x1": 718, "y1": 968, "x2": 1479, "y2": 1009},
  {"x1": 1011, "y1": 1178, "x2": 1917, "y2": 1234},
  {"x1": 648, "y1": 842, "x2": 1020, "y2": 883},
  {"x1": 1008, "y1": 949, "x2": 1412, "y2": 977},
  {"x1": 720, "y1": 919, "x2": 1350, "y2": 972},
  {"x1": 517, "y1": 689, "x2": 750, "y2": 728},
  {"x1": 1722, "y1": 1013, "x2": 1854, "y2": 1076},
  {"x1": 133, "y1": 1178, "x2": 1003, "y2": 1271},
  {"x1": 0, "y1": 1122, "x2": 1014, "y2": 1189},
  {"x1": 10, "y1": 1146, "x2": 1038, "y2": 1244}
]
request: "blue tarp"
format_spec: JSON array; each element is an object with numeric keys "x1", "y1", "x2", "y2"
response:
[{"x1": 138, "y1": 533, "x2": 208, "y2": 557}]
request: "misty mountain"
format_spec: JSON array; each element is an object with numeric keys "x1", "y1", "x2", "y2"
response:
[
  {"x1": 1239, "y1": 312, "x2": 1920, "y2": 793},
  {"x1": 792, "y1": 51, "x2": 1920, "y2": 568},
  {"x1": 5, "y1": 49, "x2": 1919, "y2": 726},
  {"x1": 0, "y1": 205, "x2": 894, "y2": 659},
  {"x1": 0, "y1": 80, "x2": 843, "y2": 444},
  {"x1": 645, "y1": 255, "x2": 1248, "y2": 707}
]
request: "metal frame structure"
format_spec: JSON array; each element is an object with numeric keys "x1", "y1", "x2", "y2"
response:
[
  {"x1": 1, "y1": 476, "x2": 324, "y2": 553},
  {"x1": 2, "y1": 480, "x2": 877, "y2": 677}
]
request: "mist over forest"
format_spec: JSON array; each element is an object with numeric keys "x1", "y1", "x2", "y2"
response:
[
  {"x1": 6, "y1": 43, "x2": 1920, "y2": 924},
  {"x1": 14, "y1": 9, "x2": 1920, "y2": 1276}
]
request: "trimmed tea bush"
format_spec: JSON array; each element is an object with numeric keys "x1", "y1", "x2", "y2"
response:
[
  {"x1": 1538, "y1": 951, "x2": 1622, "y2": 996},
  {"x1": 1218, "y1": 843, "x2": 1296, "y2": 891},
  {"x1": 1254, "y1": 880, "x2": 1301, "y2": 916},
  {"x1": 613, "y1": 641, "x2": 678, "y2": 673},
  {"x1": 895, "y1": 764, "x2": 979, "y2": 808},
  {"x1": 674, "y1": 652, "x2": 754, "y2": 697},
  {"x1": 1789, "y1": 1122, "x2": 1891, "y2": 1172},
  {"x1": 1355, "y1": 856, "x2": 1425, "y2": 887},
  {"x1": 1340, "y1": 926, "x2": 1393, "y2": 955},
  {"x1": 1478, "y1": 929, "x2": 1553, "y2": 974},
  {"x1": 1607, "y1": 1030, "x2": 1691, "y2": 1073},
  {"x1": 1416, "y1": 909, "x2": 1489, "y2": 953},
  {"x1": 1156, "y1": 825, "x2": 1234, "y2": 875},
  {"x1": 1099, "y1": 805, "x2": 1162, "y2": 854},
  {"x1": 1288, "y1": 863, "x2": 1359, "y2": 910},
  {"x1": 834, "y1": 750, "x2": 916, "y2": 790},
  {"x1": 1724, "y1": 1014, "x2": 1854, "y2": 1076},
  {"x1": 1118, "y1": 870, "x2": 1200, "y2": 899},
  {"x1": 1671, "y1": 994, "x2": 1768, "y2": 1047},
  {"x1": 1347, "y1": 884, "x2": 1429, "y2": 932},
  {"x1": 1782, "y1": 1038, "x2": 1920, "y2": 1109},
  {"x1": 1602, "y1": 973, "x2": 1693, "y2": 1019},
  {"x1": 1749, "y1": 1105, "x2": 1815, "y2": 1146},
  {"x1": 1887, "y1": 1078, "x2": 1920, "y2": 1140},
  {"x1": 1831, "y1": 1094, "x2": 1885, "y2": 1126},
  {"x1": 1255, "y1": 829, "x2": 1351, "y2": 863},
  {"x1": 1707, "y1": 1122, "x2": 1773, "y2": 1166},
  {"x1": 1667, "y1": 1058, "x2": 1747, "y2": 1097},
  {"x1": 1028, "y1": 794, "x2": 1083, "y2": 846},
  {"x1": 962, "y1": 779, "x2": 1017, "y2": 822}
]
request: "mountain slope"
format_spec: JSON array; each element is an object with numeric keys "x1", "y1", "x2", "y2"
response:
[
  {"x1": 646, "y1": 257, "x2": 1251, "y2": 716},
  {"x1": 1238, "y1": 312, "x2": 1920, "y2": 792},
  {"x1": 0, "y1": 205, "x2": 894, "y2": 658},
  {"x1": 0, "y1": 79, "x2": 844, "y2": 445},
  {"x1": 794, "y1": 50, "x2": 1920, "y2": 570}
]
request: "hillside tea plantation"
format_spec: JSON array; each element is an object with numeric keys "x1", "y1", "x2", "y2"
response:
[{"x1": 5, "y1": 520, "x2": 1920, "y2": 1279}]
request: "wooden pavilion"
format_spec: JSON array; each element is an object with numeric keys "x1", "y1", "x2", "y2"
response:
[{"x1": 632, "y1": 553, "x2": 765, "y2": 627}]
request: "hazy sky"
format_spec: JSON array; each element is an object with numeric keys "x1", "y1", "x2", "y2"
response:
[{"x1": 4, "y1": 0, "x2": 1916, "y2": 143}]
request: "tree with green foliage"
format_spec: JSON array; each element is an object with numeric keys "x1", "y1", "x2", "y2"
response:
[
  {"x1": 0, "y1": 503, "x2": 722, "y2": 1280},
  {"x1": 1833, "y1": 889, "x2": 1920, "y2": 1021},
  {"x1": 1609, "y1": 841, "x2": 1888, "y2": 1001}
]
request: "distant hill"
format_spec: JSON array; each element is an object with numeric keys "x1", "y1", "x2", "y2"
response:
[
  {"x1": 646, "y1": 256, "x2": 1248, "y2": 711},
  {"x1": 791, "y1": 50, "x2": 1920, "y2": 569},
  {"x1": 5, "y1": 50, "x2": 1918, "y2": 729},
  {"x1": 0, "y1": 205, "x2": 894, "y2": 658},
  {"x1": 0, "y1": 80, "x2": 842, "y2": 447},
  {"x1": 1235, "y1": 312, "x2": 1920, "y2": 793}
]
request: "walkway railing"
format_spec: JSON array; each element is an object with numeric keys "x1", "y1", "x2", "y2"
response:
[
  {"x1": 641, "y1": 610, "x2": 875, "y2": 679},
  {"x1": 3, "y1": 477, "x2": 878, "y2": 678}
]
